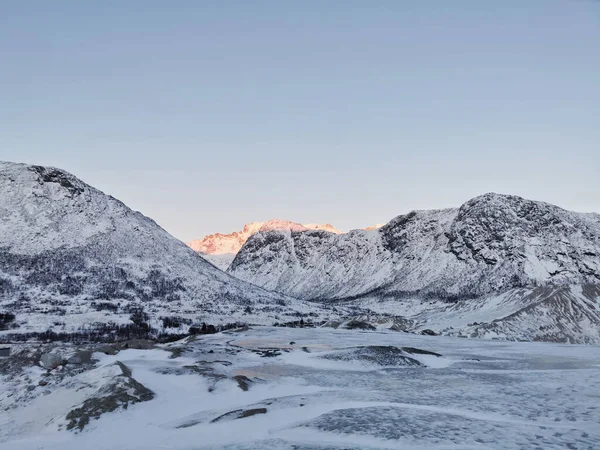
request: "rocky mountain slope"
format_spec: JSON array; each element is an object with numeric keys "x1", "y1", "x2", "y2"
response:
[
  {"x1": 230, "y1": 194, "x2": 600, "y2": 300},
  {"x1": 187, "y1": 220, "x2": 343, "y2": 270},
  {"x1": 0, "y1": 162, "x2": 334, "y2": 336},
  {"x1": 347, "y1": 284, "x2": 600, "y2": 343},
  {"x1": 229, "y1": 194, "x2": 600, "y2": 342}
]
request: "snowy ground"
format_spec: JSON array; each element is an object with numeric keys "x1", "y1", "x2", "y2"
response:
[{"x1": 1, "y1": 327, "x2": 600, "y2": 450}]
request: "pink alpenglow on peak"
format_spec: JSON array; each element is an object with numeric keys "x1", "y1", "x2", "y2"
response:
[{"x1": 187, "y1": 220, "x2": 344, "y2": 270}]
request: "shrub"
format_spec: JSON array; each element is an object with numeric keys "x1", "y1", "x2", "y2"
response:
[{"x1": 0, "y1": 312, "x2": 16, "y2": 330}]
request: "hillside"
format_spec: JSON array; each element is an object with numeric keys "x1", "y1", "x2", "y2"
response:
[{"x1": 0, "y1": 162, "x2": 334, "y2": 336}]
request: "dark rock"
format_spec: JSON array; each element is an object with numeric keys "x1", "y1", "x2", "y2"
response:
[
  {"x1": 252, "y1": 349, "x2": 282, "y2": 358},
  {"x1": 65, "y1": 362, "x2": 154, "y2": 431},
  {"x1": 420, "y1": 329, "x2": 438, "y2": 336},
  {"x1": 120, "y1": 339, "x2": 155, "y2": 350},
  {"x1": 38, "y1": 380, "x2": 48, "y2": 386},
  {"x1": 29, "y1": 165, "x2": 84, "y2": 196},
  {"x1": 321, "y1": 346, "x2": 424, "y2": 367},
  {"x1": 68, "y1": 350, "x2": 93, "y2": 365},
  {"x1": 342, "y1": 320, "x2": 376, "y2": 331},
  {"x1": 232, "y1": 375, "x2": 253, "y2": 391},
  {"x1": 389, "y1": 317, "x2": 416, "y2": 332},
  {"x1": 168, "y1": 347, "x2": 185, "y2": 359},
  {"x1": 115, "y1": 361, "x2": 132, "y2": 377},
  {"x1": 401, "y1": 347, "x2": 442, "y2": 357},
  {"x1": 211, "y1": 407, "x2": 267, "y2": 423},
  {"x1": 0, "y1": 348, "x2": 43, "y2": 376}
]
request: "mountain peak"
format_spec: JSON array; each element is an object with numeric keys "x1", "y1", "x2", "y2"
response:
[
  {"x1": 1, "y1": 161, "x2": 334, "y2": 334},
  {"x1": 259, "y1": 219, "x2": 309, "y2": 233},
  {"x1": 187, "y1": 220, "x2": 345, "y2": 270}
]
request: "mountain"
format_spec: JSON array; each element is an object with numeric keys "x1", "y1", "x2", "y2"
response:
[
  {"x1": 230, "y1": 194, "x2": 600, "y2": 300},
  {"x1": 0, "y1": 162, "x2": 334, "y2": 336},
  {"x1": 187, "y1": 220, "x2": 343, "y2": 270},
  {"x1": 228, "y1": 194, "x2": 600, "y2": 342}
]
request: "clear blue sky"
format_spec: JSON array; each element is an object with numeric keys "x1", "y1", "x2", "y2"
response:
[{"x1": 1, "y1": 1, "x2": 599, "y2": 241}]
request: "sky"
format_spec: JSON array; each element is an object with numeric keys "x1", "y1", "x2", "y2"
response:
[{"x1": 1, "y1": 1, "x2": 599, "y2": 242}]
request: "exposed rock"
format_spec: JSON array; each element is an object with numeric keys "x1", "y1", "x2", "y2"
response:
[
  {"x1": 0, "y1": 347, "x2": 42, "y2": 375},
  {"x1": 320, "y1": 346, "x2": 424, "y2": 367},
  {"x1": 68, "y1": 350, "x2": 94, "y2": 365},
  {"x1": 168, "y1": 347, "x2": 185, "y2": 359},
  {"x1": 120, "y1": 339, "x2": 155, "y2": 350},
  {"x1": 251, "y1": 349, "x2": 283, "y2": 358},
  {"x1": 342, "y1": 320, "x2": 376, "y2": 331},
  {"x1": 40, "y1": 352, "x2": 67, "y2": 370},
  {"x1": 232, "y1": 375, "x2": 253, "y2": 391},
  {"x1": 420, "y1": 329, "x2": 439, "y2": 336},
  {"x1": 65, "y1": 362, "x2": 154, "y2": 431},
  {"x1": 389, "y1": 317, "x2": 416, "y2": 332},
  {"x1": 401, "y1": 347, "x2": 442, "y2": 357},
  {"x1": 210, "y1": 407, "x2": 267, "y2": 423}
]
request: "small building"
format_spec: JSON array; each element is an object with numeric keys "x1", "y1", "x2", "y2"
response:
[{"x1": 0, "y1": 347, "x2": 10, "y2": 357}]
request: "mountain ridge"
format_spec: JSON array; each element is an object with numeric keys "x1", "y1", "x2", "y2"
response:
[
  {"x1": 188, "y1": 220, "x2": 385, "y2": 271},
  {"x1": 227, "y1": 193, "x2": 600, "y2": 342},
  {"x1": 0, "y1": 161, "x2": 336, "y2": 336},
  {"x1": 230, "y1": 192, "x2": 600, "y2": 300}
]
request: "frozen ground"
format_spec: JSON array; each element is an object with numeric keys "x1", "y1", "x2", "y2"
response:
[{"x1": 1, "y1": 327, "x2": 600, "y2": 450}]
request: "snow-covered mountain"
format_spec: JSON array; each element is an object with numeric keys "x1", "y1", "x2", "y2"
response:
[
  {"x1": 228, "y1": 194, "x2": 600, "y2": 342},
  {"x1": 0, "y1": 162, "x2": 334, "y2": 335},
  {"x1": 230, "y1": 193, "x2": 600, "y2": 300},
  {"x1": 187, "y1": 220, "x2": 343, "y2": 270}
]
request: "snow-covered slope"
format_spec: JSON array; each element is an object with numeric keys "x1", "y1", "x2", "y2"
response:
[
  {"x1": 230, "y1": 193, "x2": 600, "y2": 301},
  {"x1": 0, "y1": 162, "x2": 335, "y2": 334},
  {"x1": 187, "y1": 220, "x2": 343, "y2": 270},
  {"x1": 228, "y1": 193, "x2": 600, "y2": 343},
  {"x1": 353, "y1": 284, "x2": 600, "y2": 343}
]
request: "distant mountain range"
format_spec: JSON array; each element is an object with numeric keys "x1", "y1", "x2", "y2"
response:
[
  {"x1": 1, "y1": 160, "x2": 599, "y2": 343},
  {"x1": 188, "y1": 221, "x2": 382, "y2": 270}
]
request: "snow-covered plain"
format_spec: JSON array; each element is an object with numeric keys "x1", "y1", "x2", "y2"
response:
[{"x1": 2, "y1": 327, "x2": 599, "y2": 450}]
